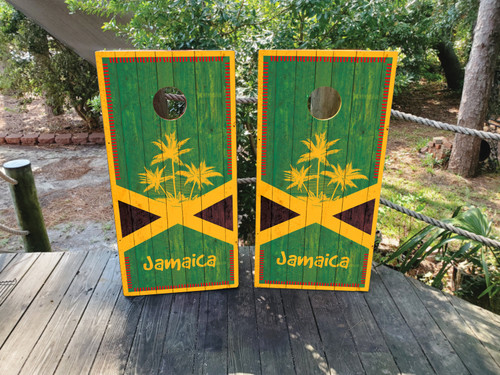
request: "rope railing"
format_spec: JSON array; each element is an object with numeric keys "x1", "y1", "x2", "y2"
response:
[
  {"x1": 0, "y1": 169, "x2": 29, "y2": 236},
  {"x1": 237, "y1": 179, "x2": 500, "y2": 249},
  {"x1": 390, "y1": 109, "x2": 500, "y2": 141},
  {"x1": 166, "y1": 93, "x2": 500, "y2": 141},
  {"x1": 0, "y1": 170, "x2": 17, "y2": 185}
]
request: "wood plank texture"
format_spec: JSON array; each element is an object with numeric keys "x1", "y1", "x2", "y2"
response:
[
  {"x1": 364, "y1": 268, "x2": 435, "y2": 374},
  {"x1": 309, "y1": 291, "x2": 365, "y2": 374},
  {"x1": 255, "y1": 50, "x2": 398, "y2": 291},
  {"x1": 54, "y1": 253, "x2": 122, "y2": 375},
  {"x1": 408, "y1": 276, "x2": 499, "y2": 374},
  {"x1": 22, "y1": 251, "x2": 112, "y2": 375},
  {"x1": 0, "y1": 250, "x2": 499, "y2": 375},
  {"x1": 95, "y1": 50, "x2": 238, "y2": 296},
  {"x1": 0, "y1": 252, "x2": 60, "y2": 347},
  {"x1": 376, "y1": 264, "x2": 469, "y2": 374},
  {"x1": 0, "y1": 252, "x2": 88, "y2": 374}
]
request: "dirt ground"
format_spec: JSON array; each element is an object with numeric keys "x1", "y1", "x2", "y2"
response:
[{"x1": 0, "y1": 83, "x2": 499, "y2": 254}]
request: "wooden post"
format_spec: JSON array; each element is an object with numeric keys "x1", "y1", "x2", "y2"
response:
[{"x1": 3, "y1": 159, "x2": 51, "y2": 252}]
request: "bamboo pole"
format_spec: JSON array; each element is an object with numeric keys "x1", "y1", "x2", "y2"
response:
[{"x1": 3, "y1": 159, "x2": 51, "y2": 252}]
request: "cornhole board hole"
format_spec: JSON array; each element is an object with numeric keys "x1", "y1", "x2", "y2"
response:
[
  {"x1": 255, "y1": 50, "x2": 397, "y2": 291},
  {"x1": 96, "y1": 51, "x2": 238, "y2": 296}
]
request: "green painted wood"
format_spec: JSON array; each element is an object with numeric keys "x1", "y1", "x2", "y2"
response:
[
  {"x1": 194, "y1": 57, "x2": 225, "y2": 287},
  {"x1": 136, "y1": 57, "x2": 163, "y2": 292},
  {"x1": 408, "y1": 277, "x2": 500, "y2": 374},
  {"x1": 286, "y1": 55, "x2": 316, "y2": 286},
  {"x1": 256, "y1": 52, "x2": 395, "y2": 290},
  {"x1": 227, "y1": 246, "x2": 261, "y2": 374},
  {"x1": 336, "y1": 291, "x2": 401, "y2": 374},
  {"x1": 309, "y1": 291, "x2": 365, "y2": 374},
  {"x1": 365, "y1": 268, "x2": 436, "y2": 374},
  {"x1": 104, "y1": 57, "x2": 129, "y2": 189},
  {"x1": 155, "y1": 56, "x2": 176, "y2": 291},
  {"x1": 54, "y1": 254, "x2": 122, "y2": 375},
  {"x1": 0, "y1": 252, "x2": 59, "y2": 347},
  {"x1": 124, "y1": 294, "x2": 173, "y2": 374},
  {"x1": 269, "y1": 53, "x2": 298, "y2": 285},
  {"x1": 173, "y1": 56, "x2": 201, "y2": 289},
  {"x1": 3, "y1": 159, "x2": 51, "y2": 252},
  {"x1": 22, "y1": 251, "x2": 112, "y2": 375},
  {"x1": 324, "y1": 56, "x2": 357, "y2": 288},
  {"x1": 158, "y1": 293, "x2": 202, "y2": 374},
  {"x1": 118, "y1": 59, "x2": 157, "y2": 292},
  {"x1": 0, "y1": 252, "x2": 87, "y2": 375}
]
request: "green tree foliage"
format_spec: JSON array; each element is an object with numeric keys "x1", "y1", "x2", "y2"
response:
[
  {"x1": 0, "y1": 1, "x2": 100, "y2": 128},
  {"x1": 65, "y1": 0, "x2": 480, "y2": 242}
]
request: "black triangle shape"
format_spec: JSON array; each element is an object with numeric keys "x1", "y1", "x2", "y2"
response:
[
  {"x1": 194, "y1": 196, "x2": 233, "y2": 231},
  {"x1": 260, "y1": 196, "x2": 300, "y2": 231},
  {"x1": 334, "y1": 199, "x2": 375, "y2": 234},
  {"x1": 118, "y1": 201, "x2": 161, "y2": 237}
]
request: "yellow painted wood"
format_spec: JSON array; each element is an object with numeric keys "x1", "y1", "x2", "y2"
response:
[
  {"x1": 96, "y1": 50, "x2": 238, "y2": 296},
  {"x1": 255, "y1": 50, "x2": 398, "y2": 291}
]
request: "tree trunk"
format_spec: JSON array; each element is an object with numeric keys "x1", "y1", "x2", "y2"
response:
[
  {"x1": 435, "y1": 41, "x2": 464, "y2": 91},
  {"x1": 448, "y1": 0, "x2": 500, "y2": 177}
]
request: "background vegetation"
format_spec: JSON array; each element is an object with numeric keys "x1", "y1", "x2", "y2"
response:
[{"x1": 0, "y1": 0, "x2": 498, "y2": 310}]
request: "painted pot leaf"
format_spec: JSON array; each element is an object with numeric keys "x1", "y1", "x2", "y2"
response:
[
  {"x1": 255, "y1": 50, "x2": 398, "y2": 291},
  {"x1": 96, "y1": 51, "x2": 238, "y2": 296}
]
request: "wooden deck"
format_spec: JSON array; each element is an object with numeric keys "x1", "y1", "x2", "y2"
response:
[{"x1": 0, "y1": 247, "x2": 499, "y2": 375}]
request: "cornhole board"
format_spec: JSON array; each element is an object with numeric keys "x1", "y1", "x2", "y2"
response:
[
  {"x1": 96, "y1": 51, "x2": 238, "y2": 296},
  {"x1": 255, "y1": 50, "x2": 397, "y2": 291}
]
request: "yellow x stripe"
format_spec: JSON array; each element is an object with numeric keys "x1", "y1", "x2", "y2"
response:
[
  {"x1": 257, "y1": 180, "x2": 381, "y2": 248},
  {"x1": 113, "y1": 182, "x2": 236, "y2": 252}
]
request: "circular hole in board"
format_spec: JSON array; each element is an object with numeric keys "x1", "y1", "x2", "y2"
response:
[
  {"x1": 307, "y1": 87, "x2": 342, "y2": 120},
  {"x1": 153, "y1": 87, "x2": 187, "y2": 120}
]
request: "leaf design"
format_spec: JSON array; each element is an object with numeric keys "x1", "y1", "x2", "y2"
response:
[
  {"x1": 322, "y1": 162, "x2": 368, "y2": 199},
  {"x1": 284, "y1": 165, "x2": 315, "y2": 192},
  {"x1": 151, "y1": 132, "x2": 191, "y2": 166},
  {"x1": 297, "y1": 132, "x2": 339, "y2": 196},
  {"x1": 151, "y1": 131, "x2": 191, "y2": 197},
  {"x1": 177, "y1": 161, "x2": 223, "y2": 200},
  {"x1": 138, "y1": 166, "x2": 171, "y2": 194}
]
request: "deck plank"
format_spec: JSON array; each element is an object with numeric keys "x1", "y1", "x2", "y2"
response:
[
  {"x1": 309, "y1": 291, "x2": 365, "y2": 374},
  {"x1": 365, "y1": 268, "x2": 436, "y2": 374},
  {"x1": 408, "y1": 276, "x2": 500, "y2": 374},
  {"x1": 0, "y1": 252, "x2": 59, "y2": 347},
  {"x1": 54, "y1": 253, "x2": 121, "y2": 375},
  {"x1": 0, "y1": 249, "x2": 499, "y2": 375},
  {"x1": 0, "y1": 252, "x2": 87, "y2": 374},
  {"x1": 376, "y1": 265, "x2": 468, "y2": 375},
  {"x1": 336, "y1": 291, "x2": 400, "y2": 375},
  {"x1": 124, "y1": 293, "x2": 173, "y2": 374},
  {"x1": 158, "y1": 293, "x2": 202, "y2": 374},
  {"x1": 194, "y1": 291, "x2": 229, "y2": 375},
  {"x1": 90, "y1": 295, "x2": 145, "y2": 374},
  {"x1": 22, "y1": 251, "x2": 112, "y2": 375},
  {"x1": 446, "y1": 292, "x2": 500, "y2": 367},
  {"x1": 227, "y1": 246, "x2": 261, "y2": 375},
  {"x1": 281, "y1": 289, "x2": 329, "y2": 374},
  {"x1": 0, "y1": 253, "x2": 16, "y2": 273},
  {"x1": 254, "y1": 287, "x2": 295, "y2": 374}
]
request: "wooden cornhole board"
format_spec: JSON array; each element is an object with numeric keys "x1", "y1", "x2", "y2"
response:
[
  {"x1": 96, "y1": 51, "x2": 238, "y2": 296},
  {"x1": 255, "y1": 50, "x2": 397, "y2": 291}
]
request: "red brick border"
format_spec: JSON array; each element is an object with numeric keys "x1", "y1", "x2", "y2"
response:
[{"x1": 0, "y1": 132, "x2": 106, "y2": 146}]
